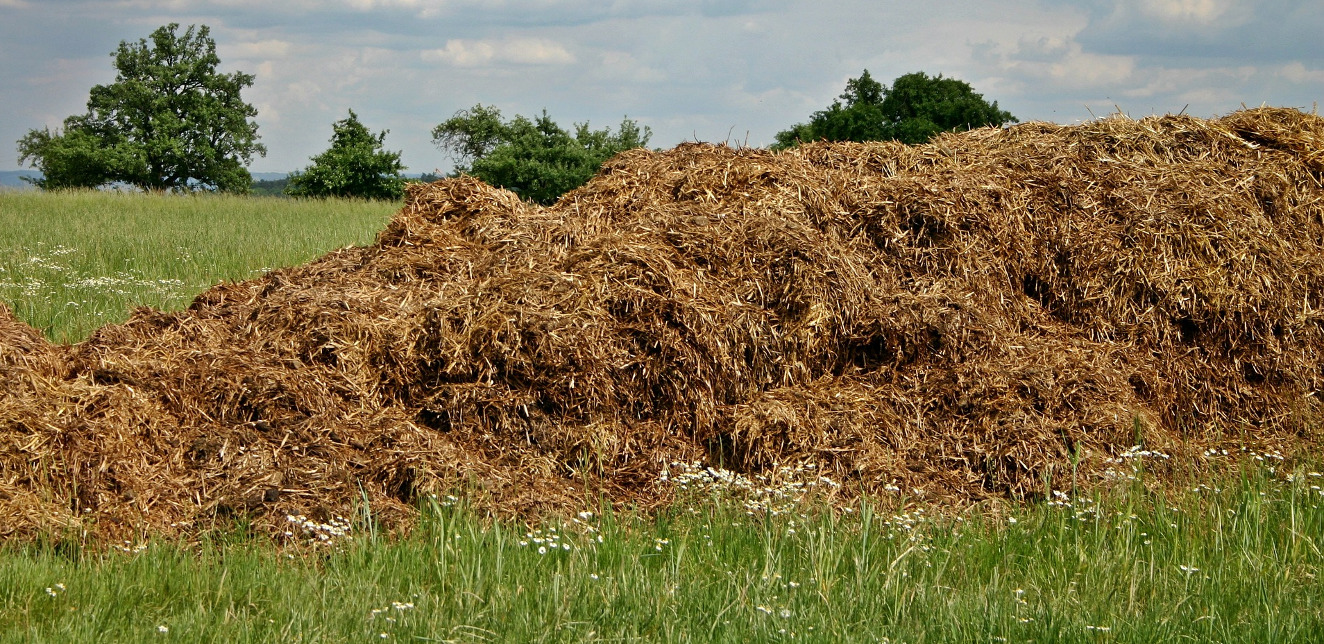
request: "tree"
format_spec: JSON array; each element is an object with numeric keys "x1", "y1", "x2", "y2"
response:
[
  {"x1": 773, "y1": 70, "x2": 1017, "y2": 149},
  {"x1": 432, "y1": 106, "x2": 651, "y2": 205},
  {"x1": 16, "y1": 23, "x2": 265, "y2": 192},
  {"x1": 285, "y1": 110, "x2": 406, "y2": 200}
]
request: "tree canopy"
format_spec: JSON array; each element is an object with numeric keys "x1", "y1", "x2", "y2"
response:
[
  {"x1": 773, "y1": 70, "x2": 1017, "y2": 149},
  {"x1": 285, "y1": 110, "x2": 406, "y2": 200},
  {"x1": 16, "y1": 23, "x2": 265, "y2": 192},
  {"x1": 432, "y1": 106, "x2": 651, "y2": 205}
]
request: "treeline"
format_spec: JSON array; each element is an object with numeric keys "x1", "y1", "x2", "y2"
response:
[{"x1": 17, "y1": 23, "x2": 1016, "y2": 203}]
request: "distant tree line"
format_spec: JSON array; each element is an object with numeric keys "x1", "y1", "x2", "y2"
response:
[
  {"x1": 16, "y1": 24, "x2": 1016, "y2": 203},
  {"x1": 773, "y1": 70, "x2": 1017, "y2": 148}
]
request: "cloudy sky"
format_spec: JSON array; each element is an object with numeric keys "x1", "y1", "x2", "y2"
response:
[{"x1": 2, "y1": 0, "x2": 1321, "y2": 174}]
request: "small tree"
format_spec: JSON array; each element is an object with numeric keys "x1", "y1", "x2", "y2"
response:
[
  {"x1": 773, "y1": 70, "x2": 1017, "y2": 148},
  {"x1": 285, "y1": 110, "x2": 406, "y2": 200},
  {"x1": 16, "y1": 23, "x2": 265, "y2": 192},
  {"x1": 432, "y1": 106, "x2": 650, "y2": 205}
]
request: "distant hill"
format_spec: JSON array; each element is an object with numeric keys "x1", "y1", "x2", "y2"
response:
[
  {"x1": 0, "y1": 170, "x2": 41, "y2": 189},
  {"x1": 1, "y1": 171, "x2": 436, "y2": 193}
]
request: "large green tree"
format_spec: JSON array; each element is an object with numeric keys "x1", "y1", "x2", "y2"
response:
[
  {"x1": 16, "y1": 23, "x2": 265, "y2": 192},
  {"x1": 773, "y1": 70, "x2": 1017, "y2": 149},
  {"x1": 285, "y1": 110, "x2": 406, "y2": 200},
  {"x1": 432, "y1": 106, "x2": 651, "y2": 205}
]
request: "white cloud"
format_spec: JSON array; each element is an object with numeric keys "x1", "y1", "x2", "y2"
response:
[
  {"x1": 222, "y1": 39, "x2": 292, "y2": 59},
  {"x1": 1141, "y1": 0, "x2": 1231, "y2": 23},
  {"x1": 1280, "y1": 61, "x2": 1324, "y2": 84},
  {"x1": 596, "y1": 50, "x2": 666, "y2": 83},
  {"x1": 421, "y1": 38, "x2": 574, "y2": 67},
  {"x1": 983, "y1": 36, "x2": 1137, "y2": 90}
]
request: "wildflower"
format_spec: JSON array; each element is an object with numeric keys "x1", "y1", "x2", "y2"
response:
[
  {"x1": 1178, "y1": 565, "x2": 1200, "y2": 575},
  {"x1": 1007, "y1": 517, "x2": 1018, "y2": 524},
  {"x1": 157, "y1": 625, "x2": 169, "y2": 633},
  {"x1": 779, "y1": 608, "x2": 792, "y2": 618},
  {"x1": 538, "y1": 546, "x2": 547, "y2": 555}
]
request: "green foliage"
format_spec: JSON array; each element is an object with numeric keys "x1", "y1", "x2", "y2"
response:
[
  {"x1": 432, "y1": 105, "x2": 651, "y2": 205},
  {"x1": 430, "y1": 104, "x2": 507, "y2": 168},
  {"x1": 15, "y1": 24, "x2": 265, "y2": 193},
  {"x1": 285, "y1": 110, "x2": 406, "y2": 200},
  {"x1": 16, "y1": 127, "x2": 112, "y2": 189},
  {"x1": 773, "y1": 70, "x2": 1017, "y2": 148}
]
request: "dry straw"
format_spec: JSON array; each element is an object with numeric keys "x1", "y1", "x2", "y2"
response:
[{"x1": 2, "y1": 107, "x2": 1323, "y2": 540}]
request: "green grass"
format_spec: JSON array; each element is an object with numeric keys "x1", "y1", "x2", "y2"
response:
[
  {"x1": 1, "y1": 459, "x2": 1322, "y2": 642},
  {"x1": 0, "y1": 190, "x2": 397, "y2": 343}
]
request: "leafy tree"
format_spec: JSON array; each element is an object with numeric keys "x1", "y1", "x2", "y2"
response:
[
  {"x1": 16, "y1": 23, "x2": 265, "y2": 192},
  {"x1": 432, "y1": 106, "x2": 651, "y2": 205},
  {"x1": 773, "y1": 70, "x2": 1017, "y2": 149},
  {"x1": 285, "y1": 110, "x2": 406, "y2": 200}
]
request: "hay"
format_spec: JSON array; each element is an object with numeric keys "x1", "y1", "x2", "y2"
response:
[{"x1": 3, "y1": 107, "x2": 1324, "y2": 539}]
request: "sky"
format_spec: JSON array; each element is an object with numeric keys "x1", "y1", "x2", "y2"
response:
[{"x1": 2, "y1": 0, "x2": 1322, "y2": 174}]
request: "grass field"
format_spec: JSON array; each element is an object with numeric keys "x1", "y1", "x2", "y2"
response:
[
  {"x1": 2, "y1": 191, "x2": 1323, "y2": 642},
  {"x1": 0, "y1": 190, "x2": 397, "y2": 343},
  {"x1": 1, "y1": 461, "x2": 1322, "y2": 642}
]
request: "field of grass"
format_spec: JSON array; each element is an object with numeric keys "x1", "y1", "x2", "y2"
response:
[
  {"x1": 0, "y1": 190, "x2": 397, "y2": 343},
  {"x1": 1, "y1": 458, "x2": 1322, "y2": 642},
  {"x1": 2, "y1": 191, "x2": 1324, "y2": 642}
]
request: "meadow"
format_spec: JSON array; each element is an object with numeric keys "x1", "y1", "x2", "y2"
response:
[
  {"x1": 0, "y1": 190, "x2": 396, "y2": 343},
  {"x1": 2, "y1": 460, "x2": 1322, "y2": 642},
  {"x1": 1, "y1": 190, "x2": 1322, "y2": 642}
]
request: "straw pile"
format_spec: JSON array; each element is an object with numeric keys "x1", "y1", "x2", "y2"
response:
[{"x1": 2, "y1": 107, "x2": 1323, "y2": 539}]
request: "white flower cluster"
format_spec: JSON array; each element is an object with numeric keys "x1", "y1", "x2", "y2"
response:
[
  {"x1": 1102, "y1": 444, "x2": 1171, "y2": 480},
  {"x1": 1107, "y1": 445, "x2": 1171, "y2": 464},
  {"x1": 660, "y1": 460, "x2": 840, "y2": 515},
  {"x1": 369, "y1": 601, "x2": 415, "y2": 621},
  {"x1": 284, "y1": 514, "x2": 353, "y2": 545},
  {"x1": 429, "y1": 494, "x2": 460, "y2": 508},
  {"x1": 112, "y1": 540, "x2": 148, "y2": 554},
  {"x1": 518, "y1": 526, "x2": 573, "y2": 554},
  {"x1": 1043, "y1": 490, "x2": 1101, "y2": 522}
]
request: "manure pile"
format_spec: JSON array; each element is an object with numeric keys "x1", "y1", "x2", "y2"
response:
[{"x1": 4, "y1": 107, "x2": 1324, "y2": 539}]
